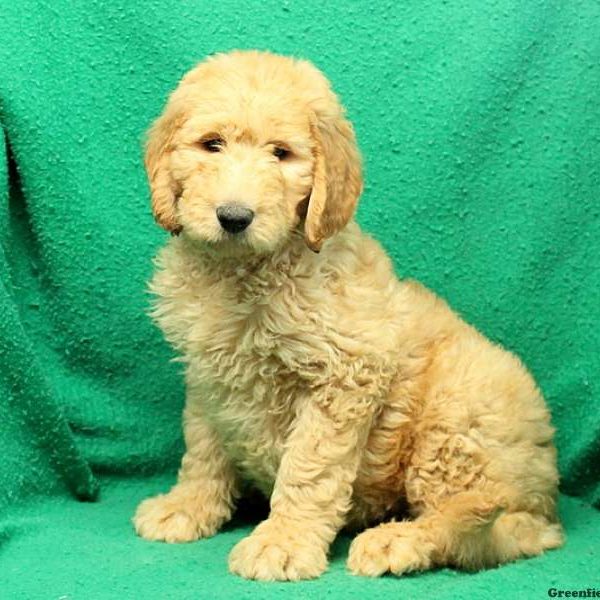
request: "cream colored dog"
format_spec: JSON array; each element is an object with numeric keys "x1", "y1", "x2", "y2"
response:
[{"x1": 133, "y1": 50, "x2": 563, "y2": 581}]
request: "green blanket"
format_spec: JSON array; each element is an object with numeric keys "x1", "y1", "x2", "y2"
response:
[{"x1": 1, "y1": 1, "x2": 598, "y2": 597}]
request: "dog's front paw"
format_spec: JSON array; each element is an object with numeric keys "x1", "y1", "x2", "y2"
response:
[
  {"x1": 133, "y1": 491, "x2": 222, "y2": 543},
  {"x1": 228, "y1": 520, "x2": 327, "y2": 581}
]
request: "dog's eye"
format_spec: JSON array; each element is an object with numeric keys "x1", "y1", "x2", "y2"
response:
[
  {"x1": 273, "y1": 146, "x2": 290, "y2": 160},
  {"x1": 200, "y1": 138, "x2": 224, "y2": 152}
]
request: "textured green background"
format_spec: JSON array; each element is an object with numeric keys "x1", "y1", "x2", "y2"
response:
[{"x1": 1, "y1": 1, "x2": 599, "y2": 598}]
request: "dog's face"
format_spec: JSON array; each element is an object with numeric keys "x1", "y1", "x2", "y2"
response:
[{"x1": 145, "y1": 51, "x2": 362, "y2": 254}]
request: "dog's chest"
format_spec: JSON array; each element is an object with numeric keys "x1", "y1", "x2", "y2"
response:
[{"x1": 170, "y1": 268, "x2": 321, "y2": 489}]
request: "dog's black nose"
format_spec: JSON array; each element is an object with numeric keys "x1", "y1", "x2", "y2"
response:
[{"x1": 216, "y1": 204, "x2": 255, "y2": 234}]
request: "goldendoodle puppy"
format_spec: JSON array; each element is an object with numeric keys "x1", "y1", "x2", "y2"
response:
[{"x1": 133, "y1": 50, "x2": 563, "y2": 581}]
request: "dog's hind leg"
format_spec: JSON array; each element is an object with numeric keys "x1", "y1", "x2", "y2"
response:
[{"x1": 347, "y1": 490, "x2": 563, "y2": 576}]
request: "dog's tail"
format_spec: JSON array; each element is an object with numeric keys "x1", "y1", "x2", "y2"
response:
[{"x1": 433, "y1": 491, "x2": 563, "y2": 569}]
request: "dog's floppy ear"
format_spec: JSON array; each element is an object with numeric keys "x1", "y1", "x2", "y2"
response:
[
  {"x1": 144, "y1": 105, "x2": 183, "y2": 234},
  {"x1": 304, "y1": 110, "x2": 363, "y2": 252}
]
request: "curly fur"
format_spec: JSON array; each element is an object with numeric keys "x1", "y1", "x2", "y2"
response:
[{"x1": 133, "y1": 50, "x2": 563, "y2": 581}]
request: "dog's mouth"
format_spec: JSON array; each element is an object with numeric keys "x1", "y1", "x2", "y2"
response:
[
  {"x1": 198, "y1": 226, "x2": 265, "y2": 258},
  {"x1": 219, "y1": 230, "x2": 252, "y2": 246}
]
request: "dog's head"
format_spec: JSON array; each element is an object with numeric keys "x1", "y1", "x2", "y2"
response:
[{"x1": 145, "y1": 50, "x2": 362, "y2": 254}]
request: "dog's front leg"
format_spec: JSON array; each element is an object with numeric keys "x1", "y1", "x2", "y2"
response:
[
  {"x1": 134, "y1": 400, "x2": 237, "y2": 543},
  {"x1": 229, "y1": 394, "x2": 375, "y2": 581}
]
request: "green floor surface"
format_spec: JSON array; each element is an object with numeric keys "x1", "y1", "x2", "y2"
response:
[{"x1": 3, "y1": 477, "x2": 598, "y2": 600}]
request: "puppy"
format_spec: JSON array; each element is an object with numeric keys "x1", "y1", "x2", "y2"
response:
[{"x1": 133, "y1": 50, "x2": 563, "y2": 581}]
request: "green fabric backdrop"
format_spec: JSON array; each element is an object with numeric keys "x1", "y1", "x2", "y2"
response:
[{"x1": 1, "y1": 1, "x2": 598, "y2": 598}]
